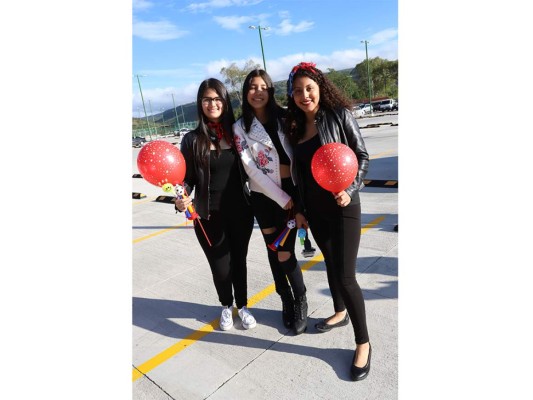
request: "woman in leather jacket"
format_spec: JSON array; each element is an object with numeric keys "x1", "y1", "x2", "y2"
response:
[
  {"x1": 175, "y1": 78, "x2": 256, "y2": 332},
  {"x1": 285, "y1": 62, "x2": 372, "y2": 381},
  {"x1": 233, "y1": 69, "x2": 309, "y2": 335}
]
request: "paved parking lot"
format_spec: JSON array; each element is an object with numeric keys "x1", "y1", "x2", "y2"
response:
[{"x1": 132, "y1": 113, "x2": 398, "y2": 399}]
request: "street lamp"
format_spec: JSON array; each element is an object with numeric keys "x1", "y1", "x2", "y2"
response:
[
  {"x1": 148, "y1": 99, "x2": 157, "y2": 136},
  {"x1": 135, "y1": 74, "x2": 153, "y2": 140},
  {"x1": 160, "y1": 107, "x2": 165, "y2": 133},
  {"x1": 180, "y1": 105, "x2": 186, "y2": 127},
  {"x1": 361, "y1": 40, "x2": 373, "y2": 116},
  {"x1": 171, "y1": 93, "x2": 180, "y2": 131},
  {"x1": 249, "y1": 25, "x2": 269, "y2": 71}
]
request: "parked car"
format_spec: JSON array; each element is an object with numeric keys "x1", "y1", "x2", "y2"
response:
[
  {"x1": 132, "y1": 137, "x2": 146, "y2": 148},
  {"x1": 173, "y1": 128, "x2": 190, "y2": 137},
  {"x1": 352, "y1": 107, "x2": 365, "y2": 118},
  {"x1": 358, "y1": 103, "x2": 373, "y2": 114},
  {"x1": 378, "y1": 99, "x2": 398, "y2": 112}
]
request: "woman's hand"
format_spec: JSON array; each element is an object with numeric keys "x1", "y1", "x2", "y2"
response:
[
  {"x1": 283, "y1": 198, "x2": 294, "y2": 210},
  {"x1": 333, "y1": 191, "x2": 352, "y2": 207},
  {"x1": 175, "y1": 196, "x2": 192, "y2": 212},
  {"x1": 295, "y1": 212, "x2": 308, "y2": 230}
]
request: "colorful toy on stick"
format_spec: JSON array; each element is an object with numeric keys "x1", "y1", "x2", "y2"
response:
[
  {"x1": 297, "y1": 228, "x2": 307, "y2": 246},
  {"x1": 268, "y1": 219, "x2": 296, "y2": 251}
]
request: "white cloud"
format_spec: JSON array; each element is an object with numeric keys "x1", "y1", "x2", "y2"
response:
[
  {"x1": 275, "y1": 18, "x2": 314, "y2": 36},
  {"x1": 186, "y1": 0, "x2": 263, "y2": 12},
  {"x1": 349, "y1": 28, "x2": 398, "y2": 45},
  {"x1": 213, "y1": 15, "x2": 254, "y2": 31},
  {"x1": 132, "y1": 45, "x2": 397, "y2": 114},
  {"x1": 133, "y1": 20, "x2": 189, "y2": 41},
  {"x1": 370, "y1": 28, "x2": 398, "y2": 45},
  {"x1": 132, "y1": 0, "x2": 153, "y2": 12},
  {"x1": 133, "y1": 83, "x2": 200, "y2": 115}
]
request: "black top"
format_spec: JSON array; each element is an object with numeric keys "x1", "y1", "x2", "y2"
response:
[
  {"x1": 293, "y1": 134, "x2": 340, "y2": 213},
  {"x1": 263, "y1": 119, "x2": 290, "y2": 166},
  {"x1": 208, "y1": 148, "x2": 245, "y2": 211}
]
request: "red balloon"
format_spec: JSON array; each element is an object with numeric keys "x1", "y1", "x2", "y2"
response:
[
  {"x1": 311, "y1": 143, "x2": 359, "y2": 192},
  {"x1": 136, "y1": 140, "x2": 186, "y2": 187}
]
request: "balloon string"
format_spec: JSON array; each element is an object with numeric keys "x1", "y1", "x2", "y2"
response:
[
  {"x1": 182, "y1": 184, "x2": 212, "y2": 247},
  {"x1": 194, "y1": 218, "x2": 212, "y2": 247}
]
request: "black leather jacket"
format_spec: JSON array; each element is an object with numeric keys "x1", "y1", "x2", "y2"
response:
[
  {"x1": 179, "y1": 128, "x2": 250, "y2": 219},
  {"x1": 293, "y1": 107, "x2": 369, "y2": 211}
]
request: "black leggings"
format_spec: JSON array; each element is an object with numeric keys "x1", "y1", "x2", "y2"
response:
[
  {"x1": 250, "y1": 180, "x2": 306, "y2": 297},
  {"x1": 307, "y1": 203, "x2": 369, "y2": 344},
  {"x1": 194, "y1": 208, "x2": 254, "y2": 309}
]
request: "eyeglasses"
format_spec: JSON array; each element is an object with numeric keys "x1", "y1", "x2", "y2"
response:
[{"x1": 201, "y1": 97, "x2": 223, "y2": 105}]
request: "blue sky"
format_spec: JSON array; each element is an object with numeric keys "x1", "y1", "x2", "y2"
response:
[{"x1": 132, "y1": 0, "x2": 398, "y2": 116}]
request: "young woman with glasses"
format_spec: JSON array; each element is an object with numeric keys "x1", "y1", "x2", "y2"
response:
[{"x1": 175, "y1": 78, "x2": 256, "y2": 331}]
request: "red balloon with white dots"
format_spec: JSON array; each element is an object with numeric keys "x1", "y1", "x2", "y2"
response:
[
  {"x1": 311, "y1": 143, "x2": 359, "y2": 193},
  {"x1": 137, "y1": 140, "x2": 186, "y2": 187}
]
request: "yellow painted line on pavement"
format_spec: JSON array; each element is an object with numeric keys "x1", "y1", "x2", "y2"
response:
[
  {"x1": 370, "y1": 149, "x2": 395, "y2": 159},
  {"x1": 132, "y1": 215, "x2": 386, "y2": 382},
  {"x1": 133, "y1": 221, "x2": 190, "y2": 244},
  {"x1": 132, "y1": 197, "x2": 157, "y2": 205}
]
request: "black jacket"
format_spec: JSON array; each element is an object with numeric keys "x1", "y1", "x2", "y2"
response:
[
  {"x1": 293, "y1": 107, "x2": 369, "y2": 211},
  {"x1": 179, "y1": 128, "x2": 250, "y2": 219}
]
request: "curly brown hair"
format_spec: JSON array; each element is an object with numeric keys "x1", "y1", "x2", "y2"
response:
[{"x1": 284, "y1": 63, "x2": 352, "y2": 145}]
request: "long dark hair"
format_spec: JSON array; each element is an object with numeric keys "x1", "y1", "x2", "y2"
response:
[
  {"x1": 194, "y1": 78, "x2": 236, "y2": 167},
  {"x1": 240, "y1": 69, "x2": 285, "y2": 133},
  {"x1": 284, "y1": 63, "x2": 352, "y2": 145}
]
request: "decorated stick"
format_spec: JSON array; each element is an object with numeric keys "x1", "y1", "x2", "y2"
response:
[
  {"x1": 297, "y1": 228, "x2": 306, "y2": 246},
  {"x1": 268, "y1": 219, "x2": 296, "y2": 251},
  {"x1": 161, "y1": 183, "x2": 211, "y2": 247}
]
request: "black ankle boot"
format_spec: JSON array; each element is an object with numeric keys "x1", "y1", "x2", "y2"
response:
[
  {"x1": 293, "y1": 293, "x2": 308, "y2": 335},
  {"x1": 279, "y1": 288, "x2": 295, "y2": 329}
]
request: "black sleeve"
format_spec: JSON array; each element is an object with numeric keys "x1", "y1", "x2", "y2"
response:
[
  {"x1": 174, "y1": 132, "x2": 196, "y2": 212},
  {"x1": 340, "y1": 108, "x2": 369, "y2": 199}
]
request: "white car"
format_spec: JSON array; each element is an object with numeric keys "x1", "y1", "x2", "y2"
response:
[
  {"x1": 352, "y1": 107, "x2": 365, "y2": 118},
  {"x1": 352, "y1": 103, "x2": 372, "y2": 117}
]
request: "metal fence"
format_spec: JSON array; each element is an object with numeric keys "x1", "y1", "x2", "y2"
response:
[{"x1": 132, "y1": 121, "x2": 197, "y2": 138}]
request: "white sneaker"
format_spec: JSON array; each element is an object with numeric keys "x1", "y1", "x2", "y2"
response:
[
  {"x1": 220, "y1": 306, "x2": 233, "y2": 331},
  {"x1": 238, "y1": 307, "x2": 257, "y2": 330}
]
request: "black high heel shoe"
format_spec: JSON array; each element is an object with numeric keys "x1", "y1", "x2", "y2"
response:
[{"x1": 351, "y1": 344, "x2": 371, "y2": 381}]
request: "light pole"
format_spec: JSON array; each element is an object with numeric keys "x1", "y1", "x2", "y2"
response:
[
  {"x1": 148, "y1": 99, "x2": 157, "y2": 136},
  {"x1": 361, "y1": 40, "x2": 373, "y2": 116},
  {"x1": 135, "y1": 74, "x2": 152, "y2": 140},
  {"x1": 171, "y1": 93, "x2": 180, "y2": 131},
  {"x1": 160, "y1": 107, "x2": 165, "y2": 133},
  {"x1": 249, "y1": 25, "x2": 269, "y2": 71},
  {"x1": 180, "y1": 105, "x2": 186, "y2": 128}
]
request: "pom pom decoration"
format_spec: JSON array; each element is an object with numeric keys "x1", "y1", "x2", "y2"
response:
[{"x1": 311, "y1": 143, "x2": 358, "y2": 193}]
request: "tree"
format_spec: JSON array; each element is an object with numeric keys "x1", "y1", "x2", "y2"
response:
[
  {"x1": 352, "y1": 57, "x2": 398, "y2": 100},
  {"x1": 326, "y1": 68, "x2": 363, "y2": 102},
  {"x1": 220, "y1": 59, "x2": 261, "y2": 107}
]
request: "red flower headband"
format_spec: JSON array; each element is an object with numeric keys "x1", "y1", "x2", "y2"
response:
[{"x1": 288, "y1": 62, "x2": 317, "y2": 96}]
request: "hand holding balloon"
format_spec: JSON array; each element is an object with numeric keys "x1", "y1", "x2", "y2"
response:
[
  {"x1": 175, "y1": 185, "x2": 198, "y2": 220},
  {"x1": 162, "y1": 183, "x2": 193, "y2": 218},
  {"x1": 334, "y1": 191, "x2": 352, "y2": 207}
]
